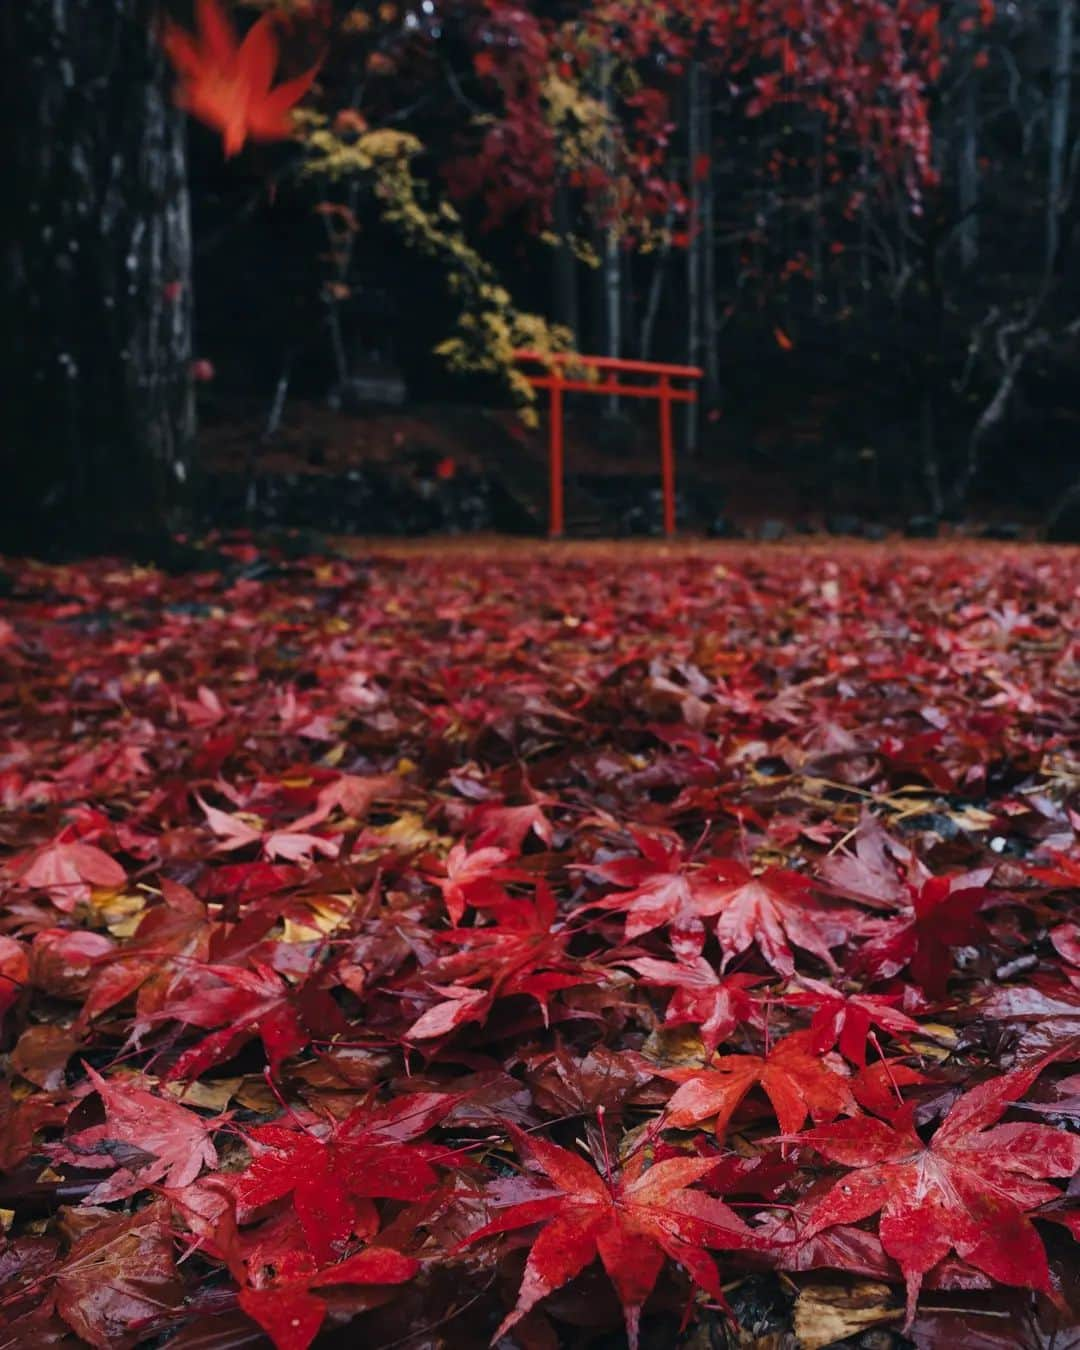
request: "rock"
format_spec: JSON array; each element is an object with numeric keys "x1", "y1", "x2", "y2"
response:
[
  {"x1": 905, "y1": 515, "x2": 939, "y2": 538},
  {"x1": 979, "y1": 522, "x2": 1024, "y2": 541},
  {"x1": 758, "y1": 518, "x2": 787, "y2": 542},
  {"x1": 861, "y1": 521, "x2": 889, "y2": 541},
  {"x1": 826, "y1": 513, "x2": 862, "y2": 536},
  {"x1": 707, "y1": 514, "x2": 739, "y2": 539}
]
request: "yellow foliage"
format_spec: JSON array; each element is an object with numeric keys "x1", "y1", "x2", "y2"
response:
[{"x1": 300, "y1": 118, "x2": 573, "y2": 414}]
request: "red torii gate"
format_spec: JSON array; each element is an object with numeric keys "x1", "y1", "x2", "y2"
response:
[{"x1": 512, "y1": 350, "x2": 703, "y2": 539}]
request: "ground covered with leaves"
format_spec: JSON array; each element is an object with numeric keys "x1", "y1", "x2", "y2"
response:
[{"x1": 1, "y1": 541, "x2": 1078, "y2": 1350}]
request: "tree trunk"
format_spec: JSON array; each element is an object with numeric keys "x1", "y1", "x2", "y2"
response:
[
  {"x1": 2, "y1": 0, "x2": 195, "y2": 555},
  {"x1": 553, "y1": 178, "x2": 579, "y2": 343},
  {"x1": 957, "y1": 65, "x2": 979, "y2": 271},
  {"x1": 1047, "y1": 0, "x2": 1075, "y2": 273},
  {"x1": 600, "y1": 56, "x2": 621, "y2": 414},
  {"x1": 685, "y1": 59, "x2": 704, "y2": 452},
  {"x1": 700, "y1": 72, "x2": 719, "y2": 400}
]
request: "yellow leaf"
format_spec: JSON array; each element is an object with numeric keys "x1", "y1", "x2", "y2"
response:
[
  {"x1": 89, "y1": 890, "x2": 147, "y2": 937},
  {"x1": 794, "y1": 1281, "x2": 900, "y2": 1349}
]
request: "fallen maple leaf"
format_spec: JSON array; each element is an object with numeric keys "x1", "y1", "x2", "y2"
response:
[
  {"x1": 47, "y1": 1064, "x2": 219, "y2": 1202},
  {"x1": 782, "y1": 977, "x2": 923, "y2": 1066},
  {"x1": 157, "y1": 961, "x2": 344, "y2": 1078},
  {"x1": 162, "y1": 0, "x2": 320, "y2": 157},
  {"x1": 239, "y1": 1246, "x2": 419, "y2": 1350},
  {"x1": 852, "y1": 871, "x2": 992, "y2": 999},
  {"x1": 625, "y1": 929, "x2": 764, "y2": 1055},
  {"x1": 790, "y1": 1062, "x2": 1080, "y2": 1326},
  {"x1": 0, "y1": 934, "x2": 28, "y2": 1029},
  {"x1": 434, "y1": 842, "x2": 520, "y2": 924},
  {"x1": 235, "y1": 1092, "x2": 454, "y2": 1264},
  {"x1": 420, "y1": 882, "x2": 601, "y2": 1029},
  {"x1": 462, "y1": 1124, "x2": 762, "y2": 1348},
  {"x1": 14, "y1": 837, "x2": 126, "y2": 911},
  {"x1": 662, "y1": 1030, "x2": 855, "y2": 1137},
  {"x1": 54, "y1": 1200, "x2": 185, "y2": 1347},
  {"x1": 696, "y1": 861, "x2": 855, "y2": 976}
]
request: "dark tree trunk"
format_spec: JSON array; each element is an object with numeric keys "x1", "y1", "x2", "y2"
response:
[{"x1": 2, "y1": 0, "x2": 195, "y2": 556}]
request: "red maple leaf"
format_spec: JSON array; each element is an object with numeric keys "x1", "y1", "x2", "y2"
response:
[
  {"x1": 852, "y1": 871, "x2": 992, "y2": 999},
  {"x1": 662, "y1": 1030, "x2": 855, "y2": 1138},
  {"x1": 13, "y1": 835, "x2": 125, "y2": 911},
  {"x1": 235, "y1": 1092, "x2": 454, "y2": 1265},
  {"x1": 1029, "y1": 851, "x2": 1080, "y2": 889},
  {"x1": 462, "y1": 1124, "x2": 761, "y2": 1348},
  {"x1": 239, "y1": 1246, "x2": 418, "y2": 1350},
  {"x1": 162, "y1": 0, "x2": 320, "y2": 158},
  {"x1": 415, "y1": 883, "x2": 600, "y2": 1031},
  {"x1": 791, "y1": 1062, "x2": 1080, "y2": 1326},
  {"x1": 47, "y1": 1064, "x2": 219, "y2": 1202},
  {"x1": 625, "y1": 928, "x2": 764, "y2": 1055},
  {"x1": 582, "y1": 842, "x2": 854, "y2": 974},
  {"x1": 0, "y1": 935, "x2": 28, "y2": 1030},
  {"x1": 695, "y1": 862, "x2": 855, "y2": 976},
  {"x1": 576, "y1": 830, "x2": 706, "y2": 939},
  {"x1": 433, "y1": 842, "x2": 521, "y2": 924},
  {"x1": 782, "y1": 977, "x2": 923, "y2": 1065},
  {"x1": 158, "y1": 961, "x2": 345, "y2": 1079}
]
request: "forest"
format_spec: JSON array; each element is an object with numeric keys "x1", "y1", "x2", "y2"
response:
[
  {"x1": 1, "y1": 5, "x2": 1079, "y2": 1350},
  {"x1": 6, "y1": 0, "x2": 1080, "y2": 544}
]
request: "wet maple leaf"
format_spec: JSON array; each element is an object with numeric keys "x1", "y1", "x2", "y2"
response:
[
  {"x1": 577, "y1": 831, "x2": 715, "y2": 940},
  {"x1": 695, "y1": 861, "x2": 856, "y2": 976},
  {"x1": 13, "y1": 836, "x2": 125, "y2": 911},
  {"x1": 469, "y1": 798, "x2": 554, "y2": 851},
  {"x1": 0, "y1": 934, "x2": 28, "y2": 1029},
  {"x1": 47, "y1": 1064, "x2": 219, "y2": 1202},
  {"x1": 462, "y1": 1124, "x2": 762, "y2": 1348},
  {"x1": 816, "y1": 814, "x2": 912, "y2": 910},
  {"x1": 662, "y1": 1030, "x2": 855, "y2": 1137},
  {"x1": 157, "y1": 961, "x2": 345, "y2": 1078},
  {"x1": 1029, "y1": 851, "x2": 1080, "y2": 889},
  {"x1": 234, "y1": 1092, "x2": 454, "y2": 1264},
  {"x1": 419, "y1": 883, "x2": 601, "y2": 1029},
  {"x1": 239, "y1": 1246, "x2": 419, "y2": 1350},
  {"x1": 582, "y1": 844, "x2": 854, "y2": 974},
  {"x1": 791, "y1": 1063, "x2": 1080, "y2": 1326},
  {"x1": 404, "y1": 979, "x2": 492, "y2": 1041},
  {"x1": 76, "y1": 878, "x2": 211, "y2": 1031},
  {"x1": 782, "y1": 977, "x2": 923, "y2": 1065},
  {"x1": 53, "y1": 1200, "x2": 185, "y2": 1348},
  {"x1": 852, "y1": 871, "x2": 992, "y2": 999},
  {"x1": 162, "y1": 0, "x2": 320, "y2": 158},
  {"x1": 433, "y1": 842, "x2": 522, "y2": 924},
  {"x1": 625, "y1": 928, "x2": 764, "y2": 1055}
]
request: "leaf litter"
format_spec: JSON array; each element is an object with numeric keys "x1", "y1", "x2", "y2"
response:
[{"x1": 0, "y1": 540, "x2": 1077, "y2": 1348}]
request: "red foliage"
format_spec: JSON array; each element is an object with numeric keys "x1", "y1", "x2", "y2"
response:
[{"x1": 0, "y1": 541, "x2": 1078, "y2": 1347}]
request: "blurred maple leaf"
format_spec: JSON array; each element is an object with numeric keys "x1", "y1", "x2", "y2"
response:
[{"x1": 162, "y1": 0, "x2": 320, "y2": 157}]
